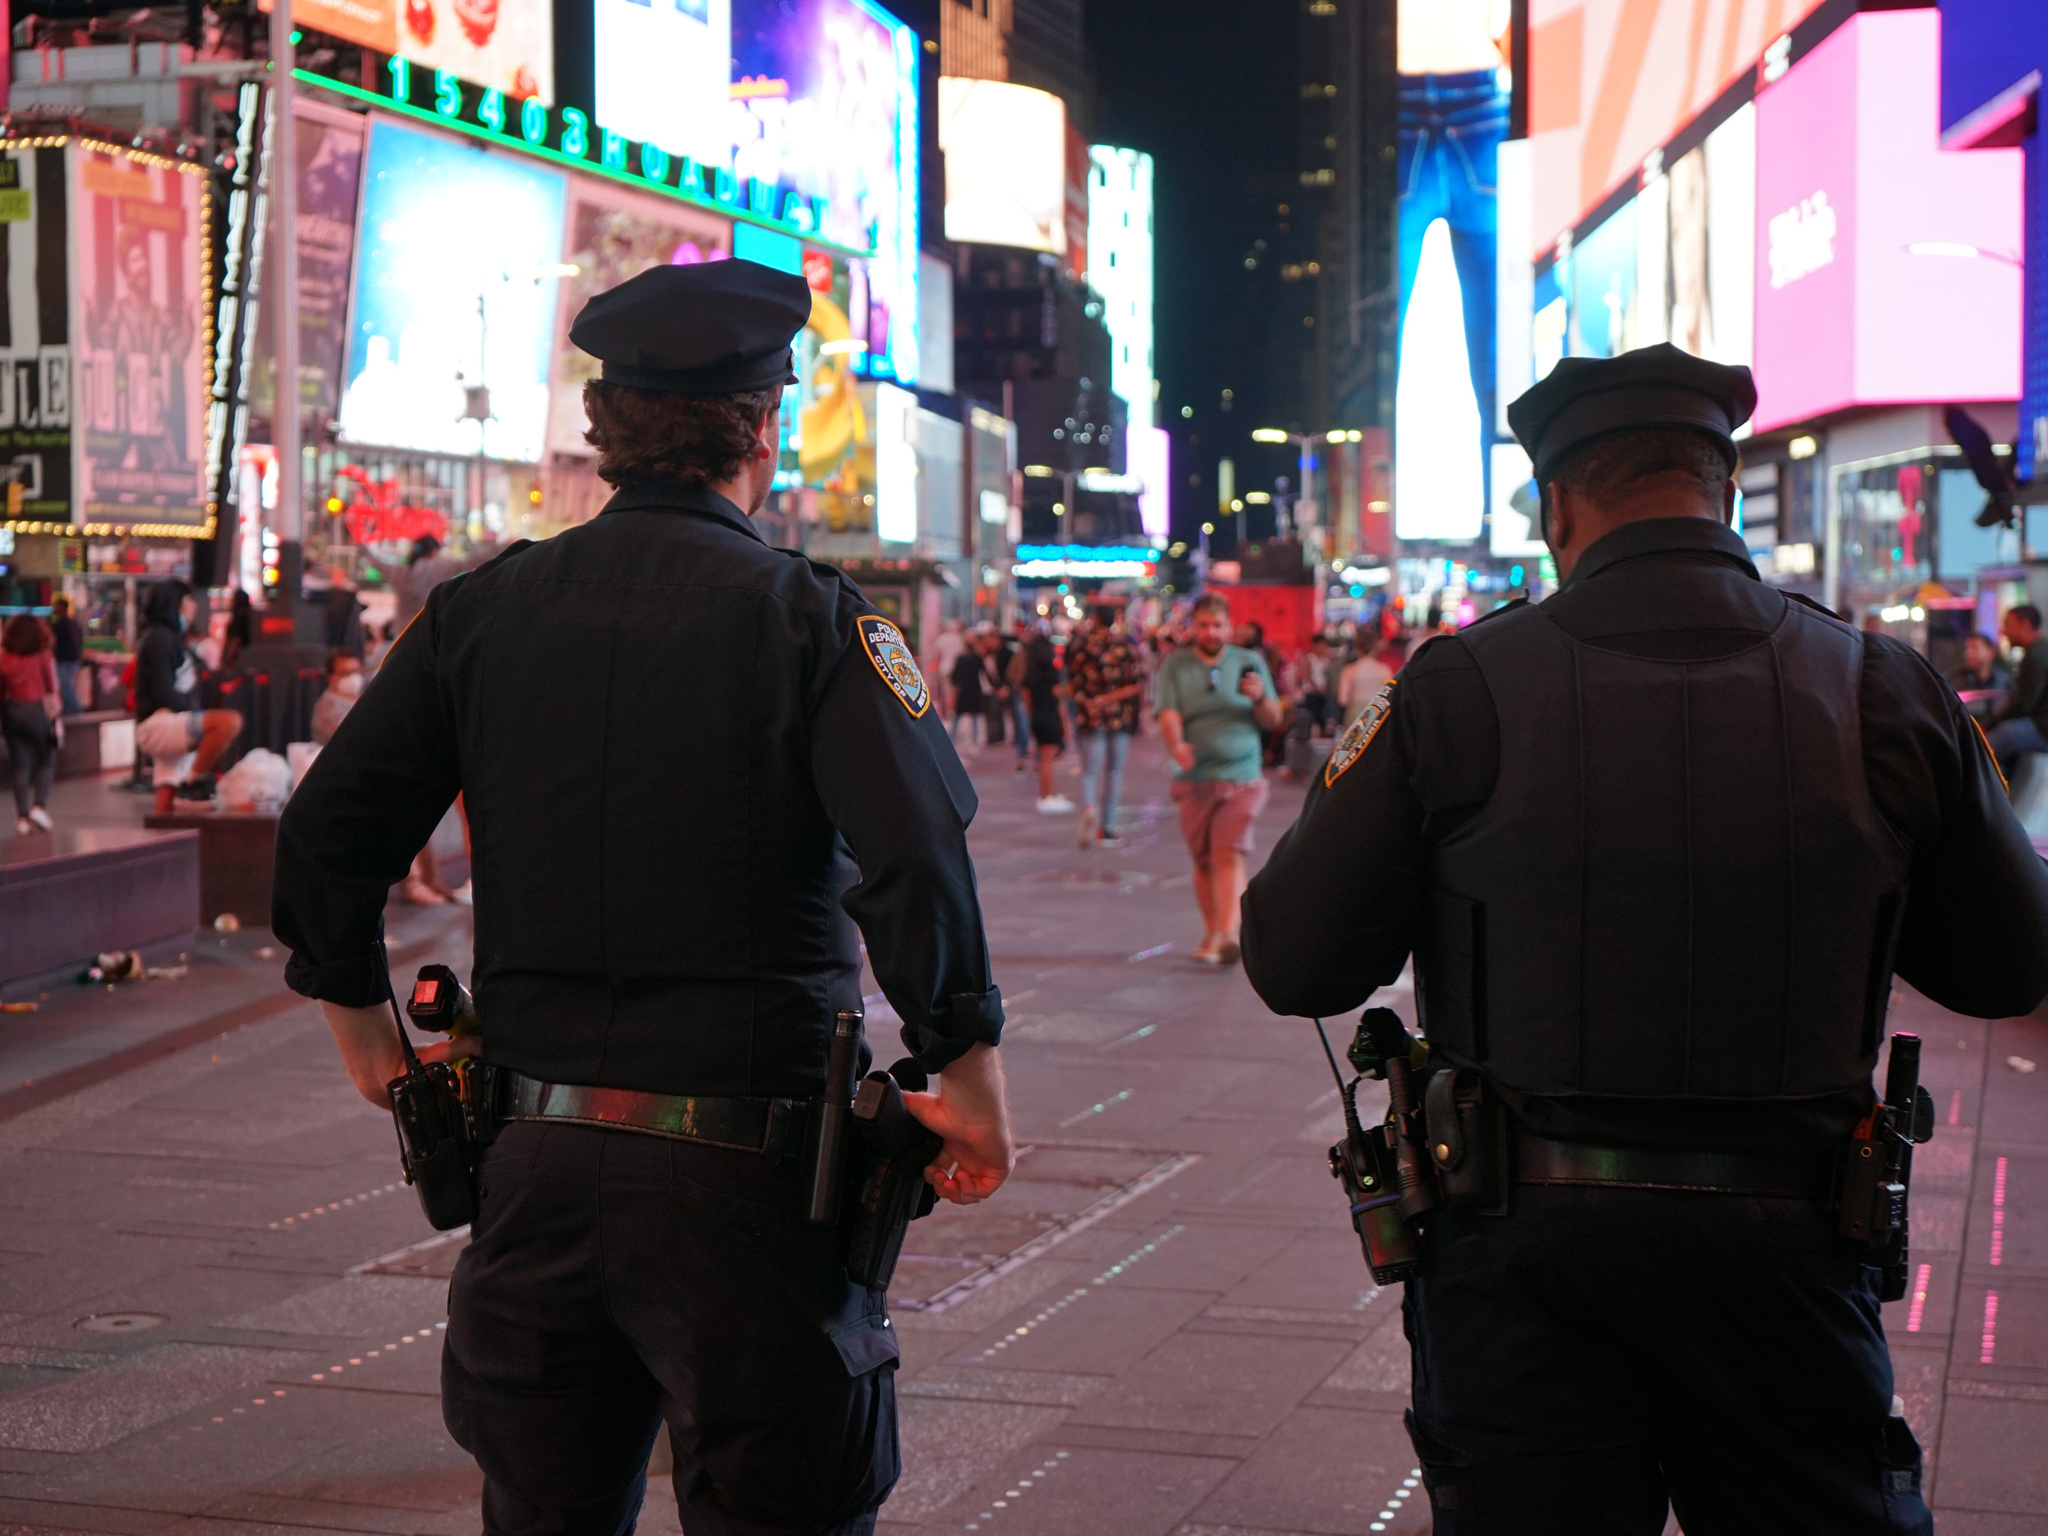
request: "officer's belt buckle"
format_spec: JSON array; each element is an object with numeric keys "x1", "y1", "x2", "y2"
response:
[
  {"x1": 498, "y1": 1068, "x2": 804, "y2": 1155},
  {"x1": 1513, "y1": 1132, "x2": 1835, "y2": 1199}
]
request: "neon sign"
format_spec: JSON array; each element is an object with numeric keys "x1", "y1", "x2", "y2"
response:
[{"x1": 295, "y1": 53, "x2": 854, "y2": 253}]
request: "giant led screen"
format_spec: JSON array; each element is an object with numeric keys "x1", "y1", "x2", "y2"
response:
[
  {"x1": 730, "y1": 0, "x2": 920, "y2": 386},
  {"x1": 338, "y1": 118, "x2": 569, "y2": 463},
  {"x1": 278, "y1": 0, "x2": 553, "y2": 101},
  {"x1": 594, "y1": 0, "x2": 731, "y2": 165}
]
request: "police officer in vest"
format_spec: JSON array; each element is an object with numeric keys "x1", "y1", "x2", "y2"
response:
[
  {"x1": 274, "y1": 259, "x2": 1015, "y2": 1536},
  {"x1": 1242, "y1": 344, "x2": 2048, "y2": 1533}
]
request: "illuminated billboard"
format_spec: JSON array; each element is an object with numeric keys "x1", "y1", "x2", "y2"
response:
[
  {"x1": 1087, "y1": 145, "x2": 1155, "y2": 431},
  {"x1": 938, "y1": 77, "x2": 1067, "y2": 254},
  {"x1": 1750, "y1": 10, "x2": 2021, "y2": 432},
  {"x1": 277, "y1": 0, "x2": 553, "y2": 101},
  {"x1": 1532, "y1": 103, "x2": 1755, "y2": 376},
  {"x1": 338, "y1": 118, "x2": 569, "y2": 463},
  {"x1": 546, "y1": 179, "x2": 733, "y2": 458},
  {"x1": 731, "y1": 0, "x2": 921, "y2": 385},
  {"x1": 74, "y1": 144, "x2": 212, "y2": 527},
  {"x1": 1526, "y1": 0, "x2": 1825, "y2": 247},
  {"x1": 1393, "y1": 0, "x2": 1507, "y2": 544},
  {"x1": 594, "y1": 0, "x2": 730, "y2": 164}
]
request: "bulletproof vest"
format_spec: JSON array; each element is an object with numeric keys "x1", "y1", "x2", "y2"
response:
[{"x1": 1416, "y1": 596, "x2": 1912, "y2": 1101}]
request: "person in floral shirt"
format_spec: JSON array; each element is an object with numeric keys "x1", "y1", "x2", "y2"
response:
[{"x1": 1067, "y1": 605, "x2": 1145, "y2": 848}]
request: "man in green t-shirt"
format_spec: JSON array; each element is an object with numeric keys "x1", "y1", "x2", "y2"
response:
[{"x1": 1155, "y1": 592, "x2": 1285, "y2": 964}]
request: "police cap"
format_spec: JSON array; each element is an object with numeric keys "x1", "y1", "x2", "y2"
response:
[
  {"x1": 1508, "y1": 343, "x2": 1757, "y2": 482},
  {"x1": 570, "y1": 258, "x2": 813, "y2": 395}
]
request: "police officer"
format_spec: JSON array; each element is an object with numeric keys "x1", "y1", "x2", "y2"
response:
[
  {"x1": 1242, "y1": 343, "x2": 2048, "y2": 1534},
  {"x1": 274, "y1": 259, "x2": 1015, "y2": 1536}
]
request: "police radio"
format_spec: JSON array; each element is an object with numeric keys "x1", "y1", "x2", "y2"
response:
[
  {"x1": 377, "y1": 944, "x2": 487, "y2": 1232},
  {"x1": 1316, "y1": 1009, "x2": 1437, "y2": 1285},
  {"x1": 1837, "y1": 1031, "x2": 1936, "y2": 1301}
]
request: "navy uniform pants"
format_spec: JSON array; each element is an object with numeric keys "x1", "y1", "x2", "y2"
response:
[
  {"x1": 1404, "y1": 1185, "x2": 1932, "y2": 1534},
  {"x1": 443, "y1": 1122, "x2": 900, "y2": 1536}
]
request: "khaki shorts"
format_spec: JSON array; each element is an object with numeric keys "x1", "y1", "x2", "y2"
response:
[
  {"x1": 135, "y1": 707, "x2": 202, "y2": 787},
  {"x1": 1171, "y1": 776, "x2": 1270, "y2": 864}
]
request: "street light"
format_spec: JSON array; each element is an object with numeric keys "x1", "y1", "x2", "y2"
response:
[{"x1": 1250, "y1": 427, "x2": 1345, "y2": 540}]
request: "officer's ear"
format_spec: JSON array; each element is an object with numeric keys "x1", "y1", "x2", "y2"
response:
[{"x1": 1721, "y1": 476, "x2": 1738, "y2": 527}]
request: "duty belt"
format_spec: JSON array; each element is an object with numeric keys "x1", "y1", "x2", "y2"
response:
[
  {"x1": 1514, "y1": 1130, "x2": 1836, "y2": 1199},
  {"x1": 497, "y1": 1068, "x2": 804, "y2": 1155}
]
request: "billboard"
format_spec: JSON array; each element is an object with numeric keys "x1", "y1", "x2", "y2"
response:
[
  {"x1": 75, "y1": 144, "x2": 211, "y2": 527},
  {"x1": 0, "y1": 147, "x2": 77, "y2": 527},
  {"x1": 595, "y1": 0, "x2": 731, "y2": 165},
  {"x1": 338, "y1": 118, "x2": 569, "y2": 463},
  {"x1": 1526, "y1": 0, "x2": 1826, "y2": 247},
  {"x1": 273, "y1": 0, "x2": 553, "y2": 100},
  {"x1": 938, "y1": 78, "x2": 1067, "y2": 255},
  {"x1": 1087, "y1": 145, "x2": 1155, "y2": 431},
  {"x1": 730, "y1": 0, "x2": 920, "y2": 386},
  {"x1": 1534, "y1": 102, "x2": 1755, "y2": 376},
  {"x1": 546, "y1": 180, "x2": 732, "y2": 457},
  {"x1": 1751, "y1": 10, "x2": 2022, "y2": 432},
  {"x1": 249, "y1": 102, "x2": 367, "y2": 444},
  {"x1": 1393, "y1": 0, "x2": 1508, "y2": 544}
]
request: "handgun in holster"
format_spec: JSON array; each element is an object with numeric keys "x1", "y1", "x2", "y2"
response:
[
  {"x1": 381, "y1": 953, "x2": 493, "y2": 1232},
  {"x1": 802, "y1": 1011, "x2": 944, "y2": 1289},
  {"x1": 1836, "y1": 1031, "x2": 1935, "y2": 1302}
]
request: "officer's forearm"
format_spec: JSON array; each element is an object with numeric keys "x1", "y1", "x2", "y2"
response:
[{"x1": 324, "y1": 1001, "x2": 404, "y2": 1109}]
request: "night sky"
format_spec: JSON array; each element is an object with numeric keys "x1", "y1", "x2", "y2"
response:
[{"x1": 1086, "y1": 0, "x2": 1310, "y2": 550}]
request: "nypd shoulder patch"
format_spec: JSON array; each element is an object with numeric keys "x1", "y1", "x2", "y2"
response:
[
  {"x1": 858, "y1": 615, "x2": 930, "y2": 718},
  {"x1": 1325, "y1": 679, "x2": 1396, "y2": 787}
]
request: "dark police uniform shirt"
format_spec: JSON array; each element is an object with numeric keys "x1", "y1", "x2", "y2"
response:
[
  {"x1": 1244, "y1": 517, "x2": 2048, "y2": 1153},
  {"x1": 274, "y1": 480, "x2": 1003, "y2": 1098}
]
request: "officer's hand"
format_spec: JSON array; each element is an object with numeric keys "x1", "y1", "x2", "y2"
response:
[
  {"x1": 1238, "y1": 670, "x2": 1267, "y2": 704},
  {"x1": 902, "y1": 1043, "x2": 1015, "y2": 1205}
]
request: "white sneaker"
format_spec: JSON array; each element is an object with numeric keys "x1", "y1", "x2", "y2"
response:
[
  {"x1": 27, "y1": 807, "x2": 53, "y2": 831},
  {"x1": 1036, "y1": 794, "x2": 1074, "y2": 814}
]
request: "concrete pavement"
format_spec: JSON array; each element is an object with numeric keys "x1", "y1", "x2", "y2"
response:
[{"x1": 0, "y1": 737, "x2": 2042, "y2": 1534}]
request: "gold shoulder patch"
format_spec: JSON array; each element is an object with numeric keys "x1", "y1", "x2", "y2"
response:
[
  {"x1": 1325, "y1": 680, "x2": 1396, "y2": 786},
  {"x1": 858, "y1": 615, "x2": 930, "y2": 718}
]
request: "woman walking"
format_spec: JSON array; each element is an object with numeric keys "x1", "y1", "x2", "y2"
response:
[{"x1": 1, "y1": 615, "x2": 61, "y2": 834}]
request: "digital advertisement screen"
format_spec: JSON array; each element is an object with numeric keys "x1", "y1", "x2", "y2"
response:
[
  {"x1": 1087, "y1": 145, "x2": 1154, "y2": 431},
  {"x1": 1393, "y1": 2, "x2": 1506, "y2": 545},
  {"x1": 249, "y1": 103, "x2": 367, "y2": 445},
  {"x1": 938, "y1": 77, "x2": 1068, "y2": 255},
  {"x1": 280, "y1": 0, "x2": 554, "y2": 100},
  {"x1": 0, "y1": 146, "x2": 77, "y2": 527},
  {"x1": 1526, "y1": 0, "x2": 1825, "y2": 246},
  {"x1": 731, "y1": 0, "x2": 920, "y2": 385},
  {"x1": 546, "y1": 179, "x2": 732, "y2": 457},
  {"x1": 338, "y1": 118, "x2": 569, "y2": 463},
  {"x1": 1751, "y1": 10, "x2": 2021, "y2": 431},
  {"x1": 594, "y1": 0, "x2": 731, "y2": 165},
  {"x1": 74, "y1": 145, "x2": 210, "y2": 525}
]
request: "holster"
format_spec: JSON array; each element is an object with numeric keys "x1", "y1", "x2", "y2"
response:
[
  {"x1": 1422, "y1": 1066, "x2": 1512, "y2": 1215},
  {"x1": 844, "y1": 1060, "x2": 943, "y2": 1289}
]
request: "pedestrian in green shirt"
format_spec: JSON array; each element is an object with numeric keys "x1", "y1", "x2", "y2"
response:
[{"x1": 1154, "y1": 593, "x2": 1284, "y2": 965}]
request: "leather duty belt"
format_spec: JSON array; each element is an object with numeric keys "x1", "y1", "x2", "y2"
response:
[
  {"x1": 1514, "y1": 1131, "x2": 1835, "y2": 1198},
  {"x1": 498, "y1": 1069, "x2": 802, "y2": 1154}
]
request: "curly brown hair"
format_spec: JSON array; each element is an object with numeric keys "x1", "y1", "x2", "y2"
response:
[
  {"x1": 2, "y1": 614, "x2": 51, "y2": 654},
  {"x1": 582, "y1": 381, "x2": 780, "y2": 490}
]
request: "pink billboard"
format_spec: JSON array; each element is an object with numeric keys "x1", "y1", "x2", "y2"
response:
[{"x1": 1751, "y1": 9, "x2": 2023, "y2": 433}]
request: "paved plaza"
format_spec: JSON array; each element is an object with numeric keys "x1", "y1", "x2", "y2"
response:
[{"x1": 0, "y1": 739, "x2": 2044, "y2": 1534}]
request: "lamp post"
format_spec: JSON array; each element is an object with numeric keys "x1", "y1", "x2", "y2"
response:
[{"x1": 1253, "y1": 428, "x2": 1363, "y2": 545}]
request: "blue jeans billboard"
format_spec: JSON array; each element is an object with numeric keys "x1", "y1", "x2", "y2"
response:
[{"x1": 1397, "y1": 70, "x2": 1509, "y2": 520}]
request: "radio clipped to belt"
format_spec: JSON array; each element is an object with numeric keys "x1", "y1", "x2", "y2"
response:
[
  {"x1": 1836, "y1": 1031, "x2": 1936, "y2": 1302},
  {"x1": 1316, "y1": 1008, "x2": 1512, "y2": 1286},
  {"x1": 380, "y1": 945, "x2": 492, "y2": 1232}
]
